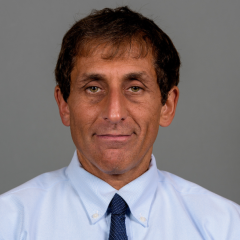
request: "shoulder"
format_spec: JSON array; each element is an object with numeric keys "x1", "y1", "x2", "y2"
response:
[
  {"x1": 0, "y1": 167, "x2": 68, "y2": 200},
  {"x1": 157, "y1": 169, "x2": 240, "y2": 211},
  {"x1": 0, "y1": 168, "x2": 68, "y2": 239},
  {"x1": 157, "y1": 170, "x2": 240, "y2": 238}
]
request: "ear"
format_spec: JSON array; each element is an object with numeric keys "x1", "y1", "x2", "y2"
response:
[
  {"x1": 159, "y1": 86, "x2": 179, "y2": 127},
  {"x1": 54, "y1": 85, "x2": 70, "y2": 126}
]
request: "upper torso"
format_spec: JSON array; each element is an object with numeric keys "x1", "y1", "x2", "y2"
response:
[{"x1": 0, "y1": 152, "x2": 240, "y2": 240}]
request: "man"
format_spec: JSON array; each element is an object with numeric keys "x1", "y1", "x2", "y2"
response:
[{"x1": 0, "y1": 6, "x2": 239, "y2": 240}]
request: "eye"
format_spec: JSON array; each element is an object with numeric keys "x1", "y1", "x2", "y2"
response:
[
  {"x1": 129, "y1": 86, "x2": 142, "y2": 92},
  {"x1": 86, "y1": 86, "x2": 101, "y2": 93}
]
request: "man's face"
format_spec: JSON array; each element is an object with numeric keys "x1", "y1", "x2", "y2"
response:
[{"x1": 58, "y1": 49, "x2": 169, "y2": 177}]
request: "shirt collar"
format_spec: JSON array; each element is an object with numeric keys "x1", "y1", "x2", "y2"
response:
[{"x1": 66, "y1": 151, "x2": 159, "y2": 227}]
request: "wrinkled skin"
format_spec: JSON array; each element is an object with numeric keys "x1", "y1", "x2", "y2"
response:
[{"x1": 55, "y1": 50, "x2": 179, "y2": 189}]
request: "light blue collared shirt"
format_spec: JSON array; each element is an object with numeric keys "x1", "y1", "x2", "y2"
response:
[{"x1": 0, "y1": 151, "x2": 240, "y2": 240}]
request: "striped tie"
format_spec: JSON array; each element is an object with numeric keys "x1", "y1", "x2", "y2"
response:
[{"x1": 109, "y1": 194, "x2": 128, "y2": 240}]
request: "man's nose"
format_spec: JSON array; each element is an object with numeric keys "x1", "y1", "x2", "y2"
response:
[{"x1": 101, "y1": 89, "x2": 127, "y2": 124}]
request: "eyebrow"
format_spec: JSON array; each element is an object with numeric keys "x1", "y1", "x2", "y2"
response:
[
  {"x1": 76, "y1": 73, "x2": 106, "y2": 86},
  {"x1": 123, "y1": 71, "x2": 151, "y2": 83},
  {"x1": 77, "y1": 71, "x2": 151, "y2": 86}
]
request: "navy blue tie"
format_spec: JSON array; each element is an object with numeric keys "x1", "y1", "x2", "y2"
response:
[{"x1": 109, "y1": 194, "x2": 128, "y2": 240}]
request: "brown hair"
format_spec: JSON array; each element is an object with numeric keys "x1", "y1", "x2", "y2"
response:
[{"x1": 55, "y1": 6, "x2": 180, "y2": 105}]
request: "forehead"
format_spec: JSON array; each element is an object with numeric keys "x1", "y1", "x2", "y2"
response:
[
  {"x1": 78, "y1": 36, "x2": 153, "y2": 59},
  {"x1": 71, "y1": 44, "x2": 157, "y2": 83}
]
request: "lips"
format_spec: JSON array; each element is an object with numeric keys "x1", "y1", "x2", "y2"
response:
[{"x1": 95, "y1": 134, "x2": 133, "y2": 142}]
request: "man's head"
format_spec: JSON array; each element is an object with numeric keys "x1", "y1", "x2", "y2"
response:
[
  {"x1": 55, "y1": 6, "x2": 180, "y2": 105},
  {"x1": 54, "y1": 6, "x2": 180, "y2": 188}
]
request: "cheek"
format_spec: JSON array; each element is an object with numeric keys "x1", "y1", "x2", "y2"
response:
[
  {"x1": 131, "y1": 97, "x2": 161, "y2": 125},
  {"x1": 69, "y1": 99, "x2": 101, "y2": 135},
  {"x1": 131, "y1": 99, "x2": 161, "y2": 144}
]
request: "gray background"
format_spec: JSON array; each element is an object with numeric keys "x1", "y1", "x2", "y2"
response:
[{"x1": 0, "y1": 0, "x2": 239, "y2": 204}]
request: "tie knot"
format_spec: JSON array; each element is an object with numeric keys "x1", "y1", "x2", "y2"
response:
[{"x1": 109, "y1": 194, "x2": 128, "y2": 215}]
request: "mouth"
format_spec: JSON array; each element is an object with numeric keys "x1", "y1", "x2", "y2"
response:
[{"x1": 94, "y1": 134, "x2": 133, "y2": 142}]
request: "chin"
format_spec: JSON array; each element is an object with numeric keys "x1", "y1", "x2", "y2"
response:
[
  {"x1": 96, "y1": 150, "x2": 132, "y2": 174},
  {"x1": 100, "y1": 164, "x2": 130, "y2": 175}
]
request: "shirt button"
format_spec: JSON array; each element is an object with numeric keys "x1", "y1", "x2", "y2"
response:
[
  {"x1": 140, "y1": 216, "x2": 146, "y2": 222},
  {"x1": 92, "y1": 213, "x2": 99, "y2": 219}
]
